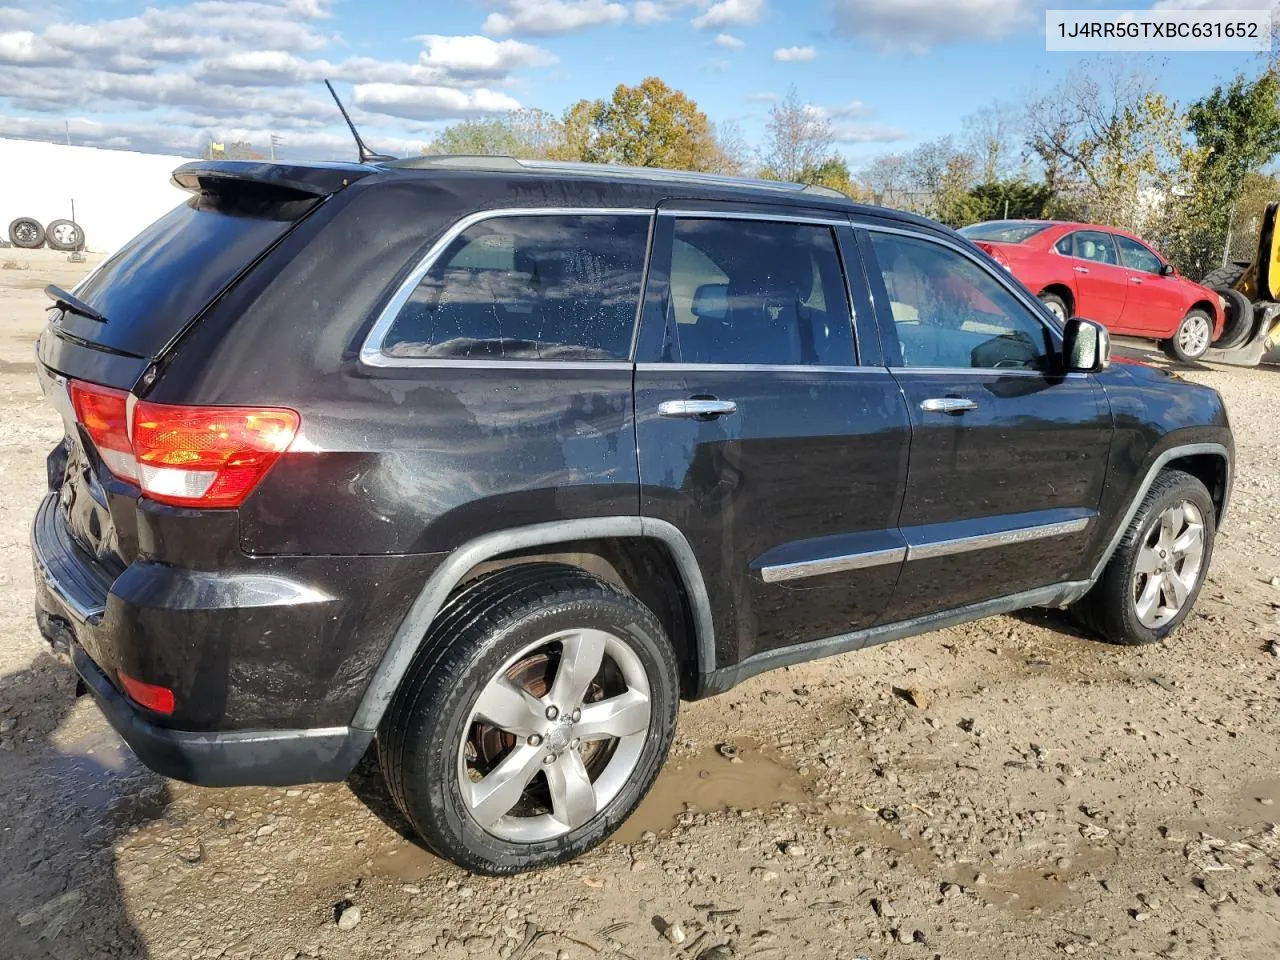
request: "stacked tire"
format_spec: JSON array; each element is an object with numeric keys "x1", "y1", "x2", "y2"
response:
[
  {"x1": 1200, "y1": 262, "x2": 1256, "y2": 351},
  {"x1": 6, "y1": 217, "x2": 84, "y2": 251}
]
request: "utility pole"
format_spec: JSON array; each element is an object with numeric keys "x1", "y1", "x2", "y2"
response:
[{"x1": 65, "y1": 120, "x2": 70, "y2": 146}]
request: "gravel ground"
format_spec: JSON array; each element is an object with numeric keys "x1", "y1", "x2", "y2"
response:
[{"x1": 2, "y1": 248, "x2": 1279, "y2": 960}]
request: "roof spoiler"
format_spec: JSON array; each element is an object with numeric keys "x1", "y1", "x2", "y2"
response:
[{"x1": 171, "y1": 160, "x2": 378, "y2": 199}]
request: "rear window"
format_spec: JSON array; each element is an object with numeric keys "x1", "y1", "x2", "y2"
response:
[
  {"x1": 958, "y1": 221, "x2": 1050, "y2": 244},
  {"x1": 382, "y1": 213, "x2": 650, "y2": 361},
  {"x1": 68, "y1": 189, "x2": 314, "y2": 359}
]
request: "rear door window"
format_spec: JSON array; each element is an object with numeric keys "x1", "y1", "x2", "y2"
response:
[
  {"x1": 382, "y1": 214, "x2": 651, "y2": 361},
  {"x1": 1071, "y1": 230, "x2": 1119, "y2": 266},
  {"x1": 656, "y1": 218, "x2": 854, "y2": 366}
]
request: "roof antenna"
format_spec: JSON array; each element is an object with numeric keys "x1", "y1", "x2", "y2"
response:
[{"x1": 324, "y1": 79, "x2": 395, "y2": 163}]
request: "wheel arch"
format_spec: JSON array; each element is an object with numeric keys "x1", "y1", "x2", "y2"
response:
[
  {"x1": 1039, "y1": 283, "x2": 1075, "y2": 315},
  {"x1": 1188, "y1": 298, "x2": 1221, "y2": 333},
  {"x1": 1088, "y1": 441, "x2": 1231, "y2": 583},
  {"x1": 350, "y1": 517, "x2": 716, "y2": 732}
]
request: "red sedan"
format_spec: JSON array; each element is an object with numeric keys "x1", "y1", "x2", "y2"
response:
[{"x1": 957, "y1": 220, "x2": 1224, "y2": 362}]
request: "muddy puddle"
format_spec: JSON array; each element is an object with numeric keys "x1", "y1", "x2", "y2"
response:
[{"x1": 613, "y1": 738, "x2": 809, "y2": 844}]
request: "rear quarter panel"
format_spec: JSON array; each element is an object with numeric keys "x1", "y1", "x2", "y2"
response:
[{"x1": 149, "y1": 173, "x2": 655, "y2": 555}]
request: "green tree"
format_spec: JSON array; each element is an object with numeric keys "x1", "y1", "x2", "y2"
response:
[
  {"x1": 797, "y1": 156, "x2": 856, "y2": 196},
  {"x1": 423, "y1": 108, "x2": 567, "y2": 159},
  {"x1": 953, "y1": 179, "x2": 1055, "y2": 225},
  {"x1": 564, "y1": 77, "x2": 722, "y2": 170},
  {"x1": 1176, "y1": 70, "x2": 1280, "y2": 275}
]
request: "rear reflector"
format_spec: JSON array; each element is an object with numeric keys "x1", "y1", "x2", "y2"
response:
[
  {"x1": 69, "y1": 380, "x2": 299, "y2": 509},
  {"x1": 118, "y1": 670, "x2": 175, "y2": 715}
]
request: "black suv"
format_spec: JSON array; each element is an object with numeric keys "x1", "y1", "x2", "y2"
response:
[{"x1": 32, "y1": 157, "x2": 1233, "y2": 874}]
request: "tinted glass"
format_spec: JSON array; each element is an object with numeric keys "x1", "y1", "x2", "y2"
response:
[
  {"x1": 1115, "y1": 234, "x2": 1163, "y2": 274},
  {"x1": 69, "y1": 191, "x2": 314, "y2": 359},
  {"x1": 1070, "y1": 230, "x2": 1119, "y2": 265},
  {"x1": 658, "y1": 218, "x2": 853, "y2": 365},
  {"x1": 869, "y1": 232, "x2": 1055, "y2": 371},
  {"x1": 1055, "y1": 235, "x2": 1072, "y2": 255},
  {"x1": 384, "y1": 214, "x2": 649, "y2": 361},
  {"x1": 957, "y1": 221, "x2": 1050, "y2": 243}
]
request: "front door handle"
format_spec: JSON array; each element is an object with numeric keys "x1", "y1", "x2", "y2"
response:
[
  {"x1": 920, "y1": 397, "x2": 978, "y2": 414},
  {"x1": 659, "y1": 398, "x2": 738, "y2": 419},
  {"x1": 1074, "y1": 266, "x2": 1089, "y2": 274}
]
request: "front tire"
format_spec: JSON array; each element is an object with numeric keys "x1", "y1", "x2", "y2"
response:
[
  {"x1": 1161, "y1": 309, "x2": 1213, "y2": 362},
  {"x1": 378, "y1": 564, "x2": 678, "y2": 875},
  {"x1": 1071, "y1": 469, "x2": 1215, "y2": 645}
]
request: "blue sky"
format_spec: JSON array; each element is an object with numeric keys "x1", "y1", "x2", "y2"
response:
[{"x1": 0, "y1": 0, "x2": 1270, "y2": 166}]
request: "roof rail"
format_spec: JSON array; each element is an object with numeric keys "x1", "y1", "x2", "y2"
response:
[{"x1": 382, "y1": 155, "x2": 850, "y2": 199}]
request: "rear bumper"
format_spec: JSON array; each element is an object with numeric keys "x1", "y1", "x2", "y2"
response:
[{"x1": 65, "y1": 636, "x2": 371, "y2": 787}]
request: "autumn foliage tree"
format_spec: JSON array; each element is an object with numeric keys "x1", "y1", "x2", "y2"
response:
[{"x1": 563, "y1": 77, "x2": 726, "y2": 171}]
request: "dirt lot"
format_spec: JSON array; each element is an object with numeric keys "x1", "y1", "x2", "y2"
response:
[{"x1": 2, "y1": 247, "x2": 1279, "y2": 960}]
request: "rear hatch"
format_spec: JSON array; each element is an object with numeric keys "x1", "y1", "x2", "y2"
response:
[{"x1": 36, "y1": 160, "x2": 375, "y2": 570}]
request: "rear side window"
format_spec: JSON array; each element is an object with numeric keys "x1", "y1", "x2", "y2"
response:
[
  {"x1": 656, "y1": 218, "x2": 854, "y2": 366},
  {"x1": 68, "y1": 190, "x2": 315, "y2": 360},
  {"x1": 383, "y1": 214, "x2": 650, "y2": 361}
]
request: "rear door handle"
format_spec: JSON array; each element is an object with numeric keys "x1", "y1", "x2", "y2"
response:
[
  {"x1": 1130, "y1": 276, "x2": 1144, "y2": 284},
  {"x1": 920, "y1": 397, "x2": 978, "y2": 414},
  {"x1": 658, "y1": 398, "x2": 738, "y2": 419},
  {"x1": 1073, "y1": 266, "x2": 1089, "y2": 274}
]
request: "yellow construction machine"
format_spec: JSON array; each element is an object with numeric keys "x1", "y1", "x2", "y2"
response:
[{"x1": 1201, "y1": 200, "x2": 1280, "y2": 366}]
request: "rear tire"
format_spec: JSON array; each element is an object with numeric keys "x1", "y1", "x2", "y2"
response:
[
  {"x1": 1039, "y1": 291, "x2": 1069, "y2": 321},
  {"x1": 1211, "y1": 287, "x2": 1254, "y2": 349},
  {"x1": 1161, "y1": 309, "x2": 1213, "y2": 362},
  {"x1": 44, "y1": 219, "x2": 84, "y2": 252},
  {"x1": 378, "y1": 563, "x2": 679, "y2": 875},
  {"x1": 1071, "y1": 469, "x2": 1215, "y2": 645},
  {"x1": 7, "y1": 217, "x2": 44, "y2": 249}
]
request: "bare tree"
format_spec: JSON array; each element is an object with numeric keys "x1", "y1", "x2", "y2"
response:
[
  {"x1": 860, "y1": 152, "x2": 911, "y2": 208},
  {"x1": 761, "y1": 86, "x2": 834, "y2": 181},
  {"x1": 1024, "y1": 60, "x2": 1186, "y2": 231},
  {"x1": 962, "y1": 100, "x2": 1023, "y2": 183}
]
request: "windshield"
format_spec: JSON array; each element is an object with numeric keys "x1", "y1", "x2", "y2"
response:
[{"x1": 958, "y1": 221, "x2": 1051, "y2": 244}]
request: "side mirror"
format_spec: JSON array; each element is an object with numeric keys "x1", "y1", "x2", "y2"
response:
[
  {"x1": 1063, "y1": 317, "x2": 1111, "y2": 373},
  {"x1": 1161, "y1": 263, "x2": 1176, "y2": 276}
]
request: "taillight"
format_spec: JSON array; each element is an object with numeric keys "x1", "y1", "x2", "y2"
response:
[
  {"x1": 69, "y1": 381, "x2": 136, "y2": 480},
  {"x1": 975, "y1": 241, "x2": 1013, "y2": 271},
  {"x1": 131, "y1": 402, "x2": 299, "y2": 508},
  {"x1": 68, "y1": 380, "x2": 299, "y2": 509}
]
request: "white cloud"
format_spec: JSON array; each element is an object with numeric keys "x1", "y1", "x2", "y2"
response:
[
  {"x1": 418, "y1": 35, "x2": 557, "y2": 74},
  {"x1": 1152, "y1": 0, "x2": 1270, "y2": 7},
  {"x1": 691, "y1": 0, "x2": 765, "y2": 30},
  {"x1": 713, "y1": 32, "x2": 746, "y2": 48},
  {"x1": 0, "y1": 2, "x2": 556, "y2": 158},
  {"x1": 807, "y1": 99, "x2": 866, "y2": 119},
  {"x1": 773, "y1": 45, "x2": 816, "y2": 61},
  {"x1": 633, "y1": 1, "x2": 669, "y2": 23},
  {"x1": 0, "y1": 30, "x2": 61, "y2": 65},
  {"x1": 352, "y1": 83, "x2": 522, "y2": 121},
  {"x1": 831, "y1": 123, "x2": 909, "y2": 143},
  {"x1": 483, "y1": 0, "x2": 629, "y2": 36},
  {"x1": 831, "y1": 0, "x2": 1037, "y2": 50}
]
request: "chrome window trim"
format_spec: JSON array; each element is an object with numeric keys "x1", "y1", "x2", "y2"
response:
[
  {"x1": 760, "y1": 546, "x2": 905, "y2": 584},
  {"x1": 887, "y1": 366, "x2": 1088, "y2": 380},
  {"x1": 861, "y1": 222, "x2": 1066, "y2": 342},
  {"x1": 907, "y1": 517, "x2": 1091, "y2": 562},
  {"x1": 636, "y1": 362, "x2": 883, "y2": 375},
  {"x1": 656, "y1": 208, "x2": 849, "y2": 227},
  {"x1": 359, "y1": 207, "x2": 655, "y2": 369}
]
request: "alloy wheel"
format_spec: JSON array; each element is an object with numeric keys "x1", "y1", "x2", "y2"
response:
[
  {"x1": 50, "y1": 223, "x2": 78, "y2": 247},
  {"x1": 1132, "y1": 500, "x2": 1205, "y2": 629},
  {"x1": 1043, "y1": 299, "x2": 1066, "y2": 321},
  {"x1": 13, "y1": 222, "x2": 39, "y2": 245},
  {"x1": 1177, "y1": 315, "x2": 1210, "y2": 357},
  {"x1": 457, "y1": 628, "x2": 651, "y2": 843}
]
